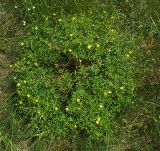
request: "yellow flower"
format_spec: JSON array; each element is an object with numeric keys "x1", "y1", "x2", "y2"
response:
[
  {"x1": 45, "y1": 16, "x2": 48, "y2": 21},
  {"x1": 69, "y1": 49, "x2": 72, "y2": 52},
  {"x1": 70, "y1": 34, "x2": 73, "y2": 37},
  {"x1": 35, "y1": 26, "x2": 38, "y2": 30},
  {"x1": 111, "y1": 16, "x2": 115, "y2": 19},
  {"x1": 77, "y1": 98, "x2": 80, "y2": 103},
  {"x1": 72, "y1": 16, "x2": 76, "y2": 21},
  {"x1": 111, "y1": 29, "x2": 115, "y2": 32},
  {"x1": 34, "y1": 62, "x2": 38, "y2": 67},
  {"x1": 99, "y1": 104, "x2": 103, "y2": 108},
  {"x1": 108, "y1": 90, "x2": 112, "y2": 94},
  {"x1": 58, "y1": 19, "x2": 62, "y2": 22},
  {"x1": 126, "y1": 54, "x2": 130, "y2": 58},
  {"x1": 87, "y1": 44, "x2": 92, "y2": 49},
  {"x1": 9, "y1": 64, "x2": 12, "y2": 68},
  {"x1": 55, "y1": 107, "x2": 58, "y2": 111},
  {"x1": 120, "y1": 86, "x2": 124, "y2": 90},
  {"x1": 104, "y1": 92, "x2": 107, "y2": 96},
  {"x1": 24, "y1": 80, "x2": 27, "y2": 84},
  {"x1": 17, "y1": 83, "x2": 21, "y2": 87},
  {"x1": 96, "y1": 43, "x2": 100, "y2": 48},
  {"x1": 96, "y1": 117, "x2": 101, "y2": 124},
  {"x1": 20, "y1": 42, "x2": 24, "y2": 46},
  {"x1": 96, "y1": 121, "x2": 100, "y2": 124},
  {"x1": 104, "y1": 90, "x2": 112, "y2": 96},
  {"x1": 27, "y1": 94, "x2": 30, "y2": 98},
  {"x1": 65, "y1": 107, "x2": 70, "y2": 112},
  {"x1": 97, "y1": 117, "x2": 100, "y2": 121}
]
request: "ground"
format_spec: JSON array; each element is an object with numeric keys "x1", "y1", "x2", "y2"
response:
[{"x1": 0, "y1": 53, "x2": 10, "y2": 103}]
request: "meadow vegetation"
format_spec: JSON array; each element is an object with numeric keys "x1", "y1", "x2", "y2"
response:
[{"x1": 0, "y1": 0, "x2": 160, "y2": 150}]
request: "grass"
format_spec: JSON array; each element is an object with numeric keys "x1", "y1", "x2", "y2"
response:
[{"x1": 0, "y1": 0, "x2": 160, "y2": 151}]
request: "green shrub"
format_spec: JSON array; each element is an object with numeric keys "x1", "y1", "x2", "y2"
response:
[{"x1": 11, "y1": 11, "x2": 143, "y2": 142}]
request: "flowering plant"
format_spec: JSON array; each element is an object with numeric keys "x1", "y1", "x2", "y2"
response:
[{"x1": 12, "y1": 12, "x2": 142, "y2": 141}]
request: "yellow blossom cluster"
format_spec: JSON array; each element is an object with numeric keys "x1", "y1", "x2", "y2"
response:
[{"x1": 96, "y1": 117, "x2": 101, "y2": 124}]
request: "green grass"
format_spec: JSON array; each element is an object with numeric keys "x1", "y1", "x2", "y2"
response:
[{"x1": 0, "y1": 0, "x2": 160, "y2": 151}]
